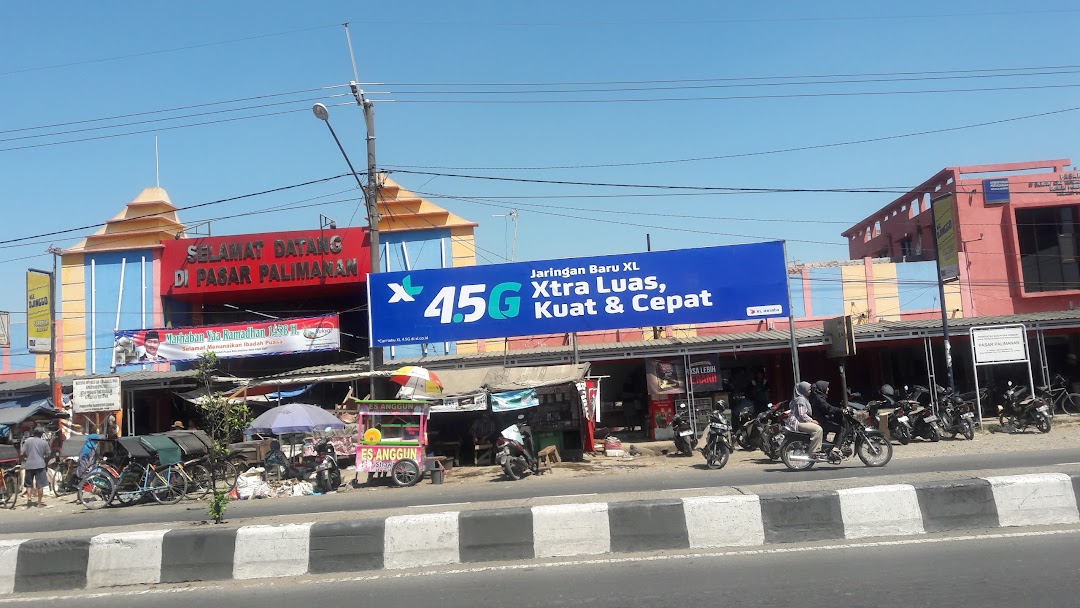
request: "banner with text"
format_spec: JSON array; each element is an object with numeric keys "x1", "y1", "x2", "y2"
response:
[
  {"x1": 932, "y1": 194, "x2": 960, "y2": 282},
  {"x1": 368, "y1": 242, "x2": 788, "y2": 346},
  {"x1": 72, "y1": 377, "x2": 122, "y2": 414},
  {"x1": 26, "y1": 270, "x2": 52, "y2": 354},
  {"x1": 113, "y1": 315, "x2": 340, "y2": 365}
]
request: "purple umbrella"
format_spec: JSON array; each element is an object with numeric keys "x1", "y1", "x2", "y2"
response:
[{"x1": 245, "y1": 403, "x2": 345, "y2": 435}]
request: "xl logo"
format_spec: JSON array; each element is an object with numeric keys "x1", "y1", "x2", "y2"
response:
[
  {"x1": 387, "y1": 275, "x2": 424, "y2": 303},
  {"x1": 424, "y1": 282, "x2": 522, "y2": 324}
]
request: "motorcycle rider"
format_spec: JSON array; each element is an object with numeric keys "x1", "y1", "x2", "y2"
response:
[
  {"x1": 785, "y1": 381, "x2": 825, "y2": 458},
  {"x1": 809, "y1": 381, "x2": 847, "y2": 457}
]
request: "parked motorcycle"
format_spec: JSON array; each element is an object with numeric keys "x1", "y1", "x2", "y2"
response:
[
  {"x1": 780, "y1": 403, "x2": 893, "y2": 470},
  {"x1": 935, "y1": 384, "x2": 976, "y2": 440},
  {"x1": 671, "y1": 403, "x2": 698, "y2": 456},
  {"x1": 312, "y1": 436, "x2": 341, "y2": 494},
  {"x1": 757, "y1": 402, "x2": 789, "y2": 461},
  {"x1": 701, "y1": 411, "x2": 733, "y2": 470},
  {"x1": 905, "y1": 385, "x2": 943, "y2": 442},
  {"x1": 733, "y1": 404, "x2": 763, "y2": 452},
  {"x1": 881, "y1": 384, "x2": 914, "y2": 445},
  {"x1": 998, "y1": 381, "x2": 1051, "y2": 434},
  {"x1": 496, "y1": 415, "x2": 539, "y2": 480}
]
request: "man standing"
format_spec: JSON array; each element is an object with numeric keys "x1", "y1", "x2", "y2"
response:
[{"x1": 20, "y1": 428, "x2": 51, "y2": 508}]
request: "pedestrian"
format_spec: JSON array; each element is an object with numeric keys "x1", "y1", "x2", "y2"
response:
[
  {"x1": 20, "y1": 428, "x2": 51, "y2": 508},
  {"x1": 171, "y1": 420, "x2": 185, "y2": 430}
]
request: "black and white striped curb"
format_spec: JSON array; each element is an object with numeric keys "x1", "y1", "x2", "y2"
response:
[{"x1": 2, "y1": 472, "x2": 1078, "y2": 595}]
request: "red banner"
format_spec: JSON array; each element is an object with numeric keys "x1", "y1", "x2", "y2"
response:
[{"x1": 160, "y1": 227, "x2": 370, "y2": 300}]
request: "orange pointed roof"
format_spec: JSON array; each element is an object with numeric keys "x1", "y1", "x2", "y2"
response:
[
  {"x1": 376, "y1": 175, "x2": 479, "y2": 233},
  {"x1": 66, "y1": 187, "x2": 184, "y2": 253}
]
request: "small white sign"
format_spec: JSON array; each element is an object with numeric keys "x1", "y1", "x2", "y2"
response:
[
  {"x1": 0, "y1": 312, "x2": 9, "y2": 348},
  {"x1": 747, "y1": 305, "x2": 783, "y2": 317},
  {"x1": 971, "y1": 326, "x2": 1028, "y2": 364},
  {"x1": 72, "y1": 377, "x2": 122, "y2": 414}
]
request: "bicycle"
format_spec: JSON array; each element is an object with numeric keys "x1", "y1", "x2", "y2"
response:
[
  {"x1": 111, "y1": 460, "x2": 188, "y2": 506},
  {"x1": 1035, "y1": 375, "x2": 1080, "y2": 416},
  {"x1": 1, "y1": 464, "x2": 20, "y2": 509}
]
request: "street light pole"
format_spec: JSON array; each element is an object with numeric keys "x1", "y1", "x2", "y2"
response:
[{"x1": 312, "y1": 100, "x2": 382, "y2": 398}]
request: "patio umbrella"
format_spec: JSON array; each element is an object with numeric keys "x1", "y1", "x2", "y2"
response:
[
  {"x1": 245, "y1": 403, "x2": 345, "y2": 435},
  {"x1": 390, "y1": 366, "x2": 444, "y2": 395}
]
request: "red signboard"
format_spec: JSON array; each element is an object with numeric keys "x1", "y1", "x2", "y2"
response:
[{"x1": 160, "y1": 227, "x2": 370, "y2": 301}]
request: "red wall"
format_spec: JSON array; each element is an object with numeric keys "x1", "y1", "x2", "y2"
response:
[{"x1": 845, "y1": 159, "x2": 1080, "y2": 317}]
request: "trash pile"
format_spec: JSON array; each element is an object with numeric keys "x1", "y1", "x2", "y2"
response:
[{"x1": 235, "y1": 467, "x2": 320, "y2": 499}]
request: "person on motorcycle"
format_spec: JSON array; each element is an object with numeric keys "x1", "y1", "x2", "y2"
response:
[
  {"x1": 809, "y1": 381, "x2": 847, "y2": 457},
  {"x1": 785, "y1": 381, "x2": 825, "y2": 458}
]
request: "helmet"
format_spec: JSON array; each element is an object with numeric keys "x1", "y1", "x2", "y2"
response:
[{"x1": 880, "y1": 384, "x2": 895, "y2": 397}]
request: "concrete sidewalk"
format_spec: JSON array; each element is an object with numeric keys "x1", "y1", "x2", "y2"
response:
[{"x1": 2, "y1": 471, "x2": 1078, "y2": 596}]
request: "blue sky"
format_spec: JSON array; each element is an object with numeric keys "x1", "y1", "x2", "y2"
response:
[{"x1": 2, "y1": 1, "x2": 1079, "y2": 345}]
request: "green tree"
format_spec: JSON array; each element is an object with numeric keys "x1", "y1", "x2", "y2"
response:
[{"x1": 194, "y1": 352, "x2": 251, "y2": 449}]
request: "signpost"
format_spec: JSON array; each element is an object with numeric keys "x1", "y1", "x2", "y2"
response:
[
  {"x1": 72, "y1": 377, "x2": 122, "y2": 414},
  {"x1": 824, "y1": 315, "x2": 856, "y2": 407},
  {"x1": 969, "y1": 324, "x2": 1034, "y2": 426}
]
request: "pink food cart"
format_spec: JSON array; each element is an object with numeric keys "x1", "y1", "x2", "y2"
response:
[{"x1": 354, "y1": 399, "x2": 429, "y2": 487}]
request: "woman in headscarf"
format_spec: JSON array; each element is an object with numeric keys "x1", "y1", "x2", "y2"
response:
[{"x1": 785, "y1": 381, "x2": 825, "y2": 457}]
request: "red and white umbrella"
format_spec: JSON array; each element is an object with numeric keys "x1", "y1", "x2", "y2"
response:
[{"x1": 390, "y1": 366, "x2": 444, "y2": 395}]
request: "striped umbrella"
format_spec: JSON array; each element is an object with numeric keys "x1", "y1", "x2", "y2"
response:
[{"x1": 389, "y1": 366, "x2": 444, "y2": 395}]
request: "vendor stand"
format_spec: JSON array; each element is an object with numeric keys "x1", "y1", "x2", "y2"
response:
[{"x1": 354, "y1": 400, "x2": 429, "y2": 487}]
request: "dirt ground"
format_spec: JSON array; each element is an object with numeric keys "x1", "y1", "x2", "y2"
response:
[
  {"x1": 9, "y1": 416, "x2": 1078, "y2": 516},
  {"x1": 393, "y1": 414, "x2": 1080, "y2": 487}
]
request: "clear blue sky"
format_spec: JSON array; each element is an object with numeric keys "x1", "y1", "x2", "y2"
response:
[{"x1": 2, "y1": 1, "x2": 1079, "y2": 339}]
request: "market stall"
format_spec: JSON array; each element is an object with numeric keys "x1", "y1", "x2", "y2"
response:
[{"x1": 354, "y1": 399, "x2": 429, "y2": 487}]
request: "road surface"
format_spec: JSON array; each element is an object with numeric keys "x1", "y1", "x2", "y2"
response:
[
  {"x1": 7, "y1": 446, "x2": 1080, "y2": 536},
  {"x1": 8, "y1": 526, "x2": 1079, "y2": 607}
]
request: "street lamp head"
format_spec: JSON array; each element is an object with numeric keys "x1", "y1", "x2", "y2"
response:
[{"x1": 312, "y1": 103, "x2": 330, "y2": 122}]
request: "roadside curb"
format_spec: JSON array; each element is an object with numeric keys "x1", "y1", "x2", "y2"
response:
[{"x1": 3, "y1": 471, "x2": 1079, "y2": 595}]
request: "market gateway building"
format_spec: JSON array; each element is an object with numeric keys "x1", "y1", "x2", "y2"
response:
[{"x1": 0, "y1": 178, "x2": 482, "y2": 435}]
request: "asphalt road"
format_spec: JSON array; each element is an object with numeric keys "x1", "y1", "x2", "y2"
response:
[
  {"x1": 9, "y1": 527, "x2": 1080, "y2": 607},
  {"x1": 7, "y1": 446, "x2": 1080, "y2": 536}
]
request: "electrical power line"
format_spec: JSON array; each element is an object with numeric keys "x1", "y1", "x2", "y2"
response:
[
  {"x1": 0, "y1": 174, "x2": 352, "y2": 247},
  {"x1": 0, "y1": 93, "x2": 352, "y2": 143},
  {"x1": 1, "y1": 23, "x2": 340, "y2": 77},
  {"x1": 385, "y1": 105, "x2": 1080, "y2": 171},
  {"x1": 0, "y1": 101, "x2": 356, "y2": 153}
]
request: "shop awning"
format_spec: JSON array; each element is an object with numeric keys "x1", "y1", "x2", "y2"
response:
[
  {"x1": 175, "y1": 384, "x2": 314, "y2": 406},
  {"x1": 0, "y1": 403, "x2": 70, "y2": 426},
  {"x1": 426, "y1": 364, "x2": 590, "y2": 413}
]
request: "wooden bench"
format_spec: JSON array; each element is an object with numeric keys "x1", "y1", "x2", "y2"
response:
[{"x1": 537, "y1": 445, "x2": 560, "y2": 474}]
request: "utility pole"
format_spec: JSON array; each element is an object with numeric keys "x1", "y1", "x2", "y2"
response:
[
  {"x1": 48, "y1": 246, "x2": 62, "y2": 408},
  {"x1": 930, "y1": 193, "x2": 957, "y2": 395},
  {"x1": 344, "y1": 22, "x2": 383, "y2": 397}
]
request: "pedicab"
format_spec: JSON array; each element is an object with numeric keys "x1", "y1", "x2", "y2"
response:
[{"x1": 354, "y1": 400, "x2": 430, "y2": 487}]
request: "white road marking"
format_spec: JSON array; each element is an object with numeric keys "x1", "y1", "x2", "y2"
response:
[
  {"x1": 545, "y1": 493, "x2": 598, "y2": 499},
  {"x1": 6, "y1": 528, "x2": 1077, "y2": 603},
  {"x1": 406, "y1": 502, "x2": 470, "y2": 509},
  {"x1": 1055, "y1": 462, "x2": 1080, "y2": 466}
]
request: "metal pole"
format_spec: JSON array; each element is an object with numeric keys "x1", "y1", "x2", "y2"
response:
[
  {"x1": 49, "y1": 250, "x2": 59, "y2": 408},
  {"x1": 361, "y1": 94, "x2": 383, "y2": 397},
  {"x1": 839, "y1": 358, "x2": 849, "y2": 409},
  {"x1": 782, "y1": 241, "x2": 801, "y2": 384},
  {"x1": 930, "y1": 194, "x2": 957, "y2": 394}
]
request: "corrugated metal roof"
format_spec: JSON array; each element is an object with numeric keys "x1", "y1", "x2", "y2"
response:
[
  {"x1": 0, "y1": 370, "x2": 199, "y2": 396},
  {"x1": 388, "y1": 310, "x2": 1080, "y2": 369}
]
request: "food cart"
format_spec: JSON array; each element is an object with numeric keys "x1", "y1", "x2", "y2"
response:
[{"x1": 354, "y1": 400, "x2": 429, "y2": 487}]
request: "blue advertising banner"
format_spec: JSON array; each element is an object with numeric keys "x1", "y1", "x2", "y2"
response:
[
  {"x1": 490, "y1": 389, "x2": 540, "y2": 412},
  {"x1": 367, "y1": 241, "x2": 789, "y2": 347},
  {"x1": 983, "y1": 178, "x2": 1011, "y2": 205}
]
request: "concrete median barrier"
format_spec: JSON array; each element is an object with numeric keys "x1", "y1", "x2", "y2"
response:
[{"x1": 3, "y1": 472, "x2": 1079, "y2": 595}]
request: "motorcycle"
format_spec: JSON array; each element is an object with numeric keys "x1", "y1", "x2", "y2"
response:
[
  {"x1": 757, "y1": 402, "x2": 789, "y2": 461},
  {"x1": 701, "y1": 411, "x2": 733, "y2": 470},
  {"x1": 671, "y1": 403, "x2": 698, "y2": 456},
  {"x1": 312, "y1": 436, "x2": 341, "y2": 494},
  {"x1": 904, "y1": 385, "x2": 943, "y2": 442},
  {"x1": 780, "y1": 402, "x2": 893, "y2": 470},
  {"x1": 881, "y1": 384, "x2": 914, "y2": 445},
  {"x1": 496, "y1": 415, "x2": 539, "y2": 480},
  {"x1": 998, "y1": 381, "x2": 1052, "y2": 434},
  {"x1": 935, "y1": 384, "x2": 976, "y2": 441}
]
